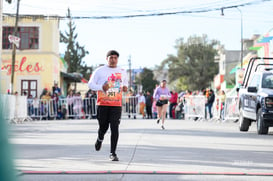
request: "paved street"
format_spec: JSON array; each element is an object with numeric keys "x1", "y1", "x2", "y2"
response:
[{"x1": 9, "y1": 117, "x2": 273, "y2": 181}]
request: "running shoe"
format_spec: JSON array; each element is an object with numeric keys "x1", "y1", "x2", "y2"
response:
[
  {"x1": 109, "y1": 153, "x2": 119, "y2": 161},
  {"x1": 95, "y1": 139, "x2": 102, "y2": 151}
]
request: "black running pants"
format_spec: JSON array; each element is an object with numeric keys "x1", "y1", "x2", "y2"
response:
[{"x1": 97, "y1": 106, "x2": 121, "y2": 154}]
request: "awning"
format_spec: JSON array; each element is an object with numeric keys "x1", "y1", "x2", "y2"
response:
[
  {"x1": 60, "y1": 72, "x2": 82, "y2": 83},
  {"x1": 81, "y1": 78, "x2": 88, "y2": 83},
  {"x1": 229, "y1": 66, "x2": 240, "y2": 74}
]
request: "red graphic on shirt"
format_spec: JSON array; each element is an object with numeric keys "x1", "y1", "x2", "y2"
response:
[{"x1": 97, "y1": 72, "x2": 123, "y2": 106}]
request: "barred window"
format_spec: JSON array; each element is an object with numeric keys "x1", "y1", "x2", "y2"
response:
[
  {"x1": 21, "y1": 80, "x2": 37, "y2": 98},
  {"x1": 2, "y1": 26, "x2": 39, "y2": 50}
]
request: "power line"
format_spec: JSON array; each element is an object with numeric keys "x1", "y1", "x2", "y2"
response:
[{"x1": 3, "y1": 0, "x2": 272, "y2": 20}]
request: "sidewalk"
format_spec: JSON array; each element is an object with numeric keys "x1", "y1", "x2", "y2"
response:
[{"x1": 10, "y1": 117, "x2": 273, "y2": 181}]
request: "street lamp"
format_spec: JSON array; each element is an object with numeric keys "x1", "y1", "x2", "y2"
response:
[
  {"x1": 236, "y1": 7, "x2": 243, "y2": 68},
  {"x1": 221, "y1": 7, "x2": 244, "y2": 68}
]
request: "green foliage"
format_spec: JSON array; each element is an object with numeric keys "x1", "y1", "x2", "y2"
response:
[
  {"x1": 159, "y1": 34, "x2": 219, "y2": 91},
  {"x1": 60, "y1": 8, "x2": 92, "y2": 80},
  {"x1": 138, "y1": 68, "x2": 159, "y2": 93}
]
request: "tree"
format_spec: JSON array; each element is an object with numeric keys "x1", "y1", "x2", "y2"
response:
[
  {"x1": 136, "y1": 68, "x2": 159, "y2": 93},
  {"x1": 60, "y1": 8, "x2": 91, "y2": 79},
  {"x1": 158, "y1": 34, "x2": 219, "y2": 91}
]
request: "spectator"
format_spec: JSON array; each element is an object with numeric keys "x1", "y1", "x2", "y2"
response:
[
  {"x1": 84, "y1": 90, "x2": 92, "y2": 118},
  {"x1": 205, "y1": 89, "x2": 215, "y2": 119},
  {"x1": 126, "y1": 90, "x2": 133, "y2": 118},
  {"x1": 61, "y1": 104, "x2": 67, "y2": 120},
  {"x1": 32, "y1": 97, "x2": 40, "y2": 118},
  {"x1": 51, "y1": 92, "x2": 59, "y2": 116},
  {"x1": 27, "y1": 94, "x2": 34, "y2": 116},
  {"x1": 57, "y1": 92, "x2": 66, "y2": 112},
  {"x1": 175, "y1": 97, "x2": 184, "y2": 119},
  {"x1": 56, "y1": 107, "x2": 63, "y2": 120},
  {"x1": 137, "y1": 92, "x2": 146, "y2": 119},
  {"x1": 129, "y1": 90, "x2": 137, "y2": 119},
  {"x1": 169, "y1": 90, "x2": 178, "y2": 119},
  {"x1": 52, "y1": 82, "x2": 61, "y2": 95},
  {"x1": 152, "y1": 99, "x2": 158, "y2": 119},
  {"x1": 41, "y1": 91, "x2": 51, "y2": 120},
  {"x1": 39, "y1": 88, "x2": 47, "y2": 99},
  {"x1": 220, "y1": 90, "x2": 226, "y2": 121},
  {"x1": 67, "y1": 90, "x2": 74, "y2": 119},
  {"x1": 23, "y1": 91, "x2": 27, "y2": 96},
  {"x1": 145, "y1": 91, "x2": 153, "y2": 119},
  {"x1": 73, "y1": 92, "x2": 83, "y2": 119}
]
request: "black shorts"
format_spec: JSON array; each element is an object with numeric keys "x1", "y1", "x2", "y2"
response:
[{"x1": 161, "y1": 100, "x2": 168, "y2": 104}]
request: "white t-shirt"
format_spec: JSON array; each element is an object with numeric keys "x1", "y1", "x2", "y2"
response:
[{"x1": 88, "y1": 65, "x2": 128, "y2": 106}]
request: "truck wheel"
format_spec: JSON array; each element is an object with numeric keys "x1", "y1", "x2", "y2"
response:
[
  {"x1": 239, "y1": 108, "x2": 250, "y2": 132},
  {"x1": 257, "y1": 108, "x2": 268, "y2": 135}
]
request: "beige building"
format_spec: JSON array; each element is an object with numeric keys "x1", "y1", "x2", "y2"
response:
[{"x1": 1, "y1": 15, "x2": 70, "y2": 97}]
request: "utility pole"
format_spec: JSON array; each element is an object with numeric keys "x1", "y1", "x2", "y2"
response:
[
  {"x1": 128, "y1": 55, "x2": 132, "y2": 90},
  {"x1": 221, "y1": 7, "x2": 244, "y2": 68},
  {"x1": 236, "y1": 7, "x2": 243, "y2": 68},
  {"x1": 10, "y1": 0, "x2": 20, "y2": 94}
]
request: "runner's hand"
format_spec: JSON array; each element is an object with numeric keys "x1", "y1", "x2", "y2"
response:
[
  {"x1": 102, "y1": 83, "x2": 109, "y2": 92},
  {"x1": 122, "y1": 86, "x2": 128, "y2": 92}
]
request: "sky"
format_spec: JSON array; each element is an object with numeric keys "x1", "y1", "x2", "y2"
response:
[{"x1": 3, "y1": 0, "x2": 273, "y2": 69}]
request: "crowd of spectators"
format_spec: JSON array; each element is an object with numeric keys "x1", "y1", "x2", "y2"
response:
[
  {"x1": 24, "y1": 83, "x2": 97, "y2": 120},
  {"x1": 10, "y1": 82, "x2": 226, "y2": 121}
]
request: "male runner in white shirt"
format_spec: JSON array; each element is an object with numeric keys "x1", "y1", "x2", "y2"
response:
[{"x1": 88, "y1": 50, "x2": 128, "y2": 161}]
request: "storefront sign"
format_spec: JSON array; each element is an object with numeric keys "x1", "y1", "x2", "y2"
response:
[{"x1": 1, "y1": 56, "x2": 44, "y2": 75}]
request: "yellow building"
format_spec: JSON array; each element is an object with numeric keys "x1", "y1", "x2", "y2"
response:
[{"x1": 1, "y1": 15, "x2": 69, "y2": 97}]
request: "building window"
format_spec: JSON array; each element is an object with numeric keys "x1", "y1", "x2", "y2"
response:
[
  {"x1": 21, "y1": 80, "x2": 37, "y2": 98},
  {"x1": 2, "y1": 26, "x2": 39, "y2": 50}
]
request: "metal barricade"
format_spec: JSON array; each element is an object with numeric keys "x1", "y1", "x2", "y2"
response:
[
  {"x1": 184, "y1": 95, "x2": 206, "y2": 119},
  {"x1": 58, "y1": 98, "x2": 68, "y2": 119},
  {"x1": 1, "y1": 94, "x2": 29, "y2": 123},
  {"x1": 122, "y1": 96, "x2": 138, "y2": 119},
  {"x1": 28, "y1": 98, "x2": 45, "y2": 120},
  {"x1": 27, "y1": 97, "x2": 98, "y2": 120},
  {"x1": 223, "y1": 96, "x2": 239, "y2": 122},
  {"x1": 73, "y1": 96, "x2": 84, "y2": 119},
  {"x1": 212, "y1": 96, "x2": 223, "y2": 121},
  {"x1": 83, "y1": 97, "x2": 97, "y2": 119},
  {"x1": 1, "y1": 94, "x2": 15, "y2": 122},
  {"x1": 40, "y1": 99, "x2": 50, "y2": 120},
  {"x1": 49, "y1": 99, "x2": 58, "y2": 118},
  {"x1": 63, "y1": 96, "x2": 85, "y2": 119},
  {"x1": 10, "y1": 93, "x2": 241, "y2": 122}
]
